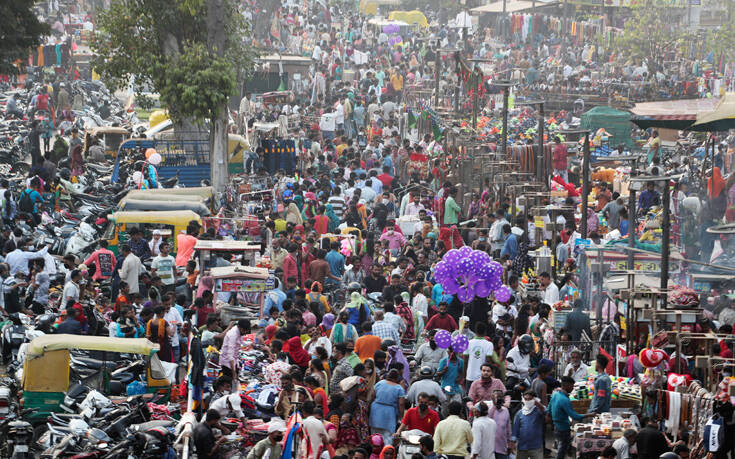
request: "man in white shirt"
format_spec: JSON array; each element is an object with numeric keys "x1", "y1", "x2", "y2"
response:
[
  {"x1": 302, "y1": 401, "x2": 329, "y2": 459},
  {"x1": 490, "y1": 210, "x2": 508, "y2": 255},
  {"x1": 612, "y1": 429, "x2": 637, "y2": 459},
  {"x1": 163, "y1": 293, "x2": 183, "y2": 362},
  {"x1": 404, "y1": 193, "x2": 425, "y2": 216},
  {"x1": 471, "y1": 402, "x2": 497, "y2": 459},
  {"x1": 540, "y1": 272, "x2": 559, "y2": 305},
  {"x1": 118, "y1": 244, "x2": 141, "y2": 294},
  {"x1": 151, "y1": 241, "x2": 176, "y2": 294},
  {"x1": 464, "y1": 322, "x2": 494, "y2": 384},
  {"x1": 563, "y1": 349, "x2": 589, "y2": 382},
  {"x1": 5, "y1": 242, "x2": 48, "y2": 276},
  {"x1": 62, "y1": 269, "x2": 82, "y2": 307}
]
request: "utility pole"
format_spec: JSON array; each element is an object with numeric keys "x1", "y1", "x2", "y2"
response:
[
  {"x1": 660, "y1": 178, "x2": 671, "y2": 296},
  {"x1": 580, "y1": 130, "x2": 590, "y2": 238},
  {"x1": 498, "y1": 82, "x2": 512, "y2": 157},
  {"x1": 627, "y1": 187, "x2": 636, "y2": 270},
  {"x1": 434, "y1": 43, "x2": 440, "y2": 108},
  {"x1": 472, "y1": 68, "x2": 478, "y2": 129},
  {"x1": 502, "y1": 0, "x2": 507, "y2": 38},
  {"x1": 537, "y1": 102, "x2": 544, "y2": 185}
]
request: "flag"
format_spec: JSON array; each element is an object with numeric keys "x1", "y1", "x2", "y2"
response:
[
  {"x1": 408, "y1": 110, "x2": 417, "y2": 129},
  {"x1": 432, "y1": 122, "x2": 443, "y2": 142}
]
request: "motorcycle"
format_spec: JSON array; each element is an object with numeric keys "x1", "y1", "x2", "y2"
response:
[{"x1": 1, "y1": 314, "x2": 29, "y2": 366}]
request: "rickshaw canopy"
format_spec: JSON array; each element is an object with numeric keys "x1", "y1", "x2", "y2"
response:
[
  {"x1": 25, "y1": 335, "x2": 159, "y2": 360},
  {"x1": 109, "y1": 210, "x2": 202, "y2": 228}
]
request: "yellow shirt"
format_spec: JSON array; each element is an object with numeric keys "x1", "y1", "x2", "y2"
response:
[
  {"x1": 434, "y1": 415, "x2": 474, "y2": 456},
  {"x1": 391, "y1": 74, "x2": 404, "y2": 91}
]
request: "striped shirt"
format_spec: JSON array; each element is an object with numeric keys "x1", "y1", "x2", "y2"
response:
[{"x1": 328, "y1": 196, "x2": 346, "y2": 219}]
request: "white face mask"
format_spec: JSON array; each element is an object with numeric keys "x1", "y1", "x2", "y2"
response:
[{"x1": 523, "y1": 400, "x2": 535, "y2": 410}]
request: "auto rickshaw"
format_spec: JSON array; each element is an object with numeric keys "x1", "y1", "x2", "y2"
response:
[
  {"x1": 21, "y1": 335, "x2": 171, "y2": 423},
  {"x1": 104, "y1": 209, "x2": 202, "y2": 254},
  {"x1": 83, "y1": 126, "x2": 131, "y2": 159}
]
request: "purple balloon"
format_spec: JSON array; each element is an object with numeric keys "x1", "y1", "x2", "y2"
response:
[
  {"x1": 457, "y1": 285, "x2": 474, "y2": 303},
  {"x1": 458, "y1": 246, "x2": 472, "y2": 258},
  {"x1": 488, "y1": 261, "x2": 503, "y2": 276},
  {"x1": 443, "y1": 249, "x2": 461, "y2": 263},
  {"x1": 458, "y1": 258, "x2": 474, "y2": 276},
  {"x1": 469, "y1": 250, "x2": 491, "y2": 267},
  {"x1": 434, "y1": 329, "x2": 451, "y2": 349},
  {"x1": 494, "y1": 285, "x2": 512, "y2": 303},
  {"x1": 476, "y1": 262, "x2": 493, "y2": 280},
  {"x1": 451, "y1": 334, "x2": 469, "y2": 353},
  {"x1": 487, "y1": 276, "x2": 502, "y2": 291},
  {"x1": 475, "y1": 280, "x2": 492, "y2": 298},
  {"x1": 442, "y1": 277, "x2": 459, "y2": 294},
  {"x1": 383, "y1": 24, "x2": 399, "y2": 34}
]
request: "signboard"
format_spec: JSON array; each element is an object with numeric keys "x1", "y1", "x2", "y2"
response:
[
  {"x1": 220, "y1": 277, "x2": 275, "y2": 292},
  {"x1": 570, "y1": 0, "x2": 687, "y2": 5},
  {"x1": 607, "y1": 259, "x2": 680, "y2": 273}
]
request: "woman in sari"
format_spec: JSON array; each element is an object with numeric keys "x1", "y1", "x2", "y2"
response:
[
  {"x1": 326, "y1": 204, "x2": 340, "y2": 233},
  {"x1": 285, "y1": 200, "x2": 303, "y2": 225},
  {"x1": 395, "y1": 293, "x2": 415, "y2": 343}
]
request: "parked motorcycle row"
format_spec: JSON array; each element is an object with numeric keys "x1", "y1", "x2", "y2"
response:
[{"x1": 0, "y1": 77, "x2": 201, "y2": 457}]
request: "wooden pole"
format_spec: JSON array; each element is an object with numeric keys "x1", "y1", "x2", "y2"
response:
[
  {"x1": 628, "y1": 188, "x2": 636, "y2": 270},
  {"x1": 434, "y1": 45, "x2": 440, "y2": 108}
]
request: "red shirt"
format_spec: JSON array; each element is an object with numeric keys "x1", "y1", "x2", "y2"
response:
[
  {"x1": 283, "y1": 254, "x2": 299, "y2": 286},
  {"x1": 425, "y1": 313, "x2": 458, "y2": 332},
  {"x1": 552, "y1": 143, "x2": 568, "y2": 170},
  {"x1": 377, "y1": 173, "x2": 394, "y2": 188},
  {"x1": 401, "y1": 407, "x2": 440, "y2": 435}
]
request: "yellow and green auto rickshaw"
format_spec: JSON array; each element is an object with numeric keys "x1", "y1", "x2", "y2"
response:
[
  {"x1": 103, "y1": 210, "x2": 202, "y2": 255},
  {"x1": 21, "y1": 335, "x2": 171, "y2": 423}
]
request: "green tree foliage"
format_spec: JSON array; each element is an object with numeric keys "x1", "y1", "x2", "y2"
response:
[
  {"x1": 0, "y1": 0, "x2": 50, "y2": 75},
  {"x1": 612, "y1": 3, "x2": 692, "y2": 75},
  {"x1": 705, "y1": 22, "x2": 735, "y2": 61},
  {"x1": 92, "y1": 0, "x2": 258, "y2": 190},
  {"x1": 92, "y1": 0, "x2": 257, "y2": 125}
]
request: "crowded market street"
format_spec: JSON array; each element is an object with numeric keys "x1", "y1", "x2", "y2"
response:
[{"x1": 1, "y1": 0, "x2": 735, "y2": 458}]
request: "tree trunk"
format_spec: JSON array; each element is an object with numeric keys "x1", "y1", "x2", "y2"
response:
[
  {"x1": 207, "y1": 0, "x2": 229, "y2": 192},
  {"x1": 209, "y1": 105, "x2": 229, "y2": 192}
]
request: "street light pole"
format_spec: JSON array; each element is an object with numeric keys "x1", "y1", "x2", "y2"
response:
[
  {"x1": 538, "y1": 102, "x2": 544, "y2": 184},
  {"x1": 501, "y1": 84, "x2": 510, "y2": 157}
]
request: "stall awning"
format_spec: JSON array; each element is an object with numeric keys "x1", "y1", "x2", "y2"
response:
[
  {"x1": 690, "y1": 93, "x2": 735, "y2": 132},
  {"x1": 471, "y1": 0, "x2": 554, "y2": 14},
  {"x1": 629, "y1": 97, "x2": 720, "y2": 130}
]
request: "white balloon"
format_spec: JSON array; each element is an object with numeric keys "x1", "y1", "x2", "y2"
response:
[
  {"x1": 132, "y1": 171, "x2": 143, "y2": 184},
  {"x1": 148, "y1": 153, "x2": 162, "y2": 165}
]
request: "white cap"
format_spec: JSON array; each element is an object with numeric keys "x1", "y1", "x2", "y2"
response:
[{"x1": 268, "y1": 420, "x2": 287, "y2": 433}]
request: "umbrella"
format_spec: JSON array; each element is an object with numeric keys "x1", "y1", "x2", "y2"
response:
[{"x1": 689, "y1": 92, "x2": 735, "y2": 132}]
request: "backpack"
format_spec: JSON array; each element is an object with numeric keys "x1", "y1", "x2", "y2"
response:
[{"x1": 19, "y1": 190, "x2": 35, "y2": 213}]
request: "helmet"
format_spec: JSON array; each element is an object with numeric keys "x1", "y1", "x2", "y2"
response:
[
  {"x1": 58, "y1": 168, "x2": 71, "y2": 181},
  {"x1": 36, "y1": 314, "x2": 55, "y2": 333},
  {"x1": 348, "y1": 282, "x2": 361, "y2": 292},
  {"x1": 518, "y1": 335, "x2": 534, "y2": 354},
  {"x1": 419, "y1": 365, "x2": 434, "y2": 377},
  {"x1": 659, "y1": 454, "x2": 679, "y2": 459}
]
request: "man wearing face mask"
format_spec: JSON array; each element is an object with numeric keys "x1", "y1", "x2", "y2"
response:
[
  {"x1": 414, "y1": 329, "x2": 448, "y2": 372},
  {"x1": 394, "y1": 392, "x2": 440, "y2": 437},
  {"x1": 469, "y1": 364, "x2": 507, "y2": 404},
  {"x1": 246, "y1": 420, "x2": 286, "y2": 459},
  {"x1": 505, "y1": 335, "x2": 534, "y2": 389},
  {"x1": 406, "y1": 366, "x2": 447, "y2": 405},
  {"x1": 510, "y1": 390, "x2": 546, "y2": 459},
  {"x1": 425, "y1": 302, "x2": 458, "y2": 332},
  {"x1": 489, "y1": 391, "x2": 512, "y2": 459}
]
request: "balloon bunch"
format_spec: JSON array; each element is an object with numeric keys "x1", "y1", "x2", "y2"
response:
[
  {"x1": 433, "y1": 247, "x2": 510, "y2": 303},
  {"x1": 434, "y1": 329, "x2": 468, "y2": 353}
]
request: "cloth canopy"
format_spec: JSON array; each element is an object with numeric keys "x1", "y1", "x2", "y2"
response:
[
  {"x1": 689, "y1": 93, "x2": 735, "y2": 132},
  {"x1": 630, "y1": 98, "x2": 719, "y2": 130},
  {"x1": 581, "y1": 106, "x2": 632, "y2": 148}
]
